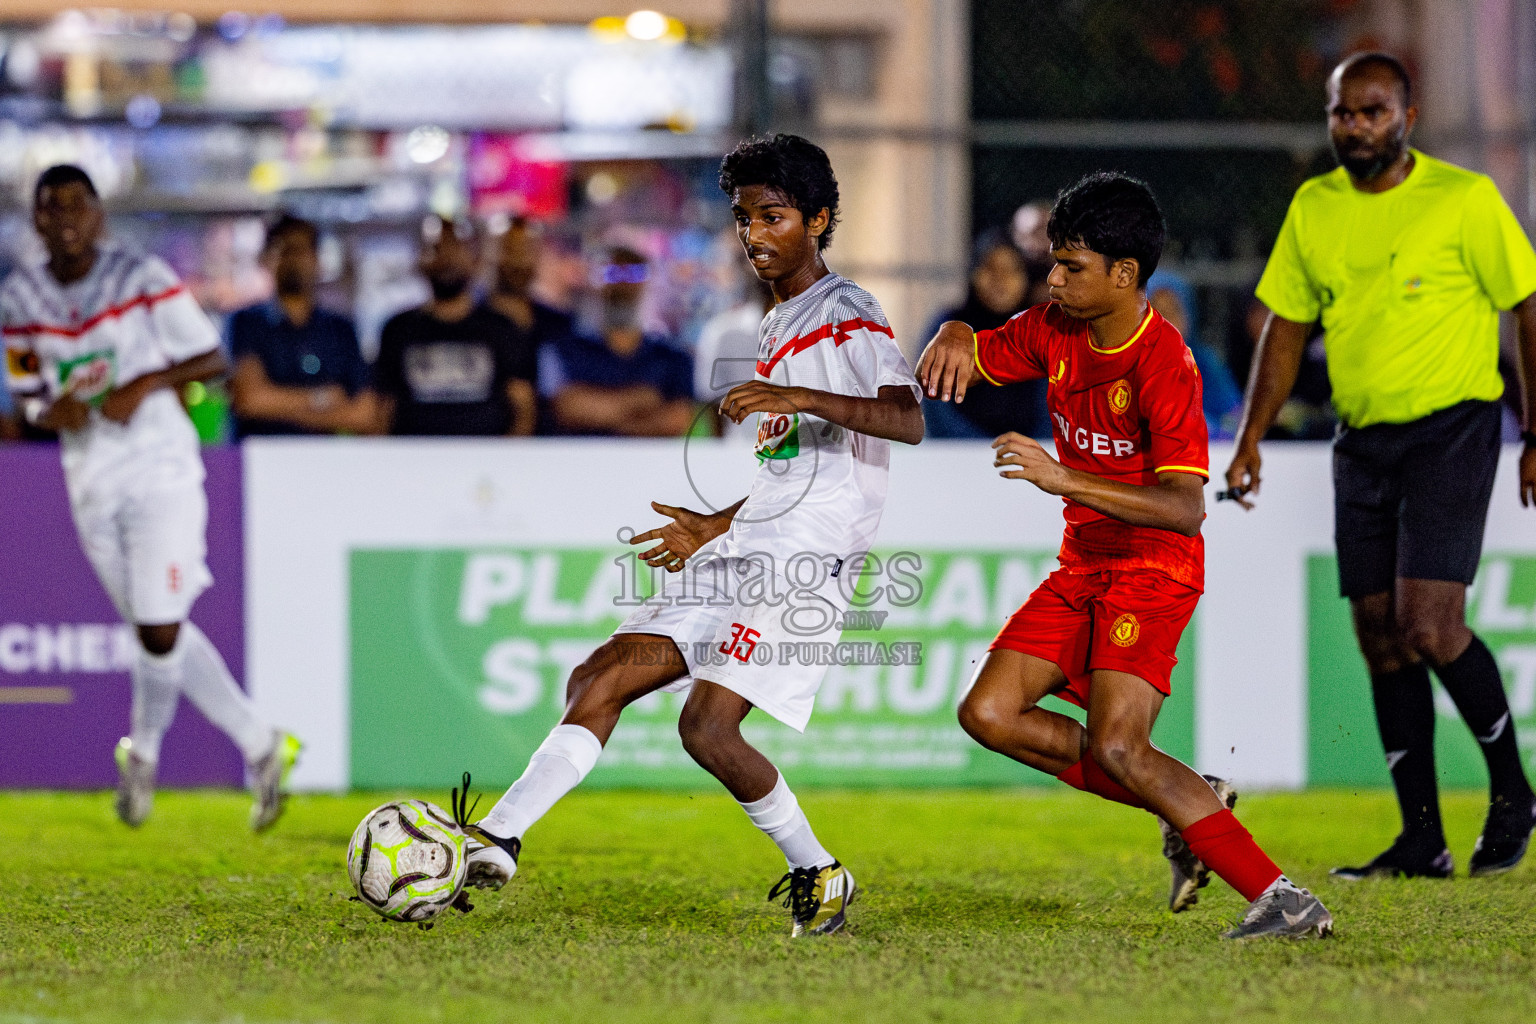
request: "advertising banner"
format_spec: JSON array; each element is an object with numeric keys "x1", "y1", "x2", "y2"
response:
[
  {"x1": 0, "y1": 445, "x2": 246, "y2": 788},
  {"x1": 1308, "y1": 553, "x2": 1536, "y2": 787},
  {"x1": 247, "y1": 439, "x2": 1536, "y2": 791},
  {"x1": 348, "y1": 545, "x2": 1195, "y2": 789}
]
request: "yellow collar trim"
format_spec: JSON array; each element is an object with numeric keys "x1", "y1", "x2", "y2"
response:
[{"x1": 1088, "y1": 305, "x2": 1154, "y2": 355}]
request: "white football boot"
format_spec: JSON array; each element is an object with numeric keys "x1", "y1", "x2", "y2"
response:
[{"x1": 463, "y1": 824, "x2": 521, "y2": 890}]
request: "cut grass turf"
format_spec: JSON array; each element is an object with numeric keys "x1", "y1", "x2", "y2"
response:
[{"x1": 2, "y1": 788, "x2": 1533, "y2": 1024}]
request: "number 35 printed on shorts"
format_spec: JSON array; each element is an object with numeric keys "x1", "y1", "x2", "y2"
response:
[{"x1": 719, "y1": 623, "x2": 763, "y2": 663}]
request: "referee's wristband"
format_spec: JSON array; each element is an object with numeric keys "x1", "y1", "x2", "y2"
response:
[{"x1": 1522, "y1": 430, "x2": 1536, "y2": 449}]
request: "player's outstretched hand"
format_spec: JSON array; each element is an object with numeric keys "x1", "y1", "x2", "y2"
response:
[
  {"x1": 719, "y1": 381, "x2": 813, "y2": 425},
  {"x1": 1223, "y1": 443, "x2": 1262, "y2": 510},
  {"x1": 1520, "y1": 446, "x2": 1536, "y2": 508},
  {"x1": 993, "y1": 432, "x2": 1071, "y2": 494},
  {"x1": 630, "y1": 502, "x2": 728, "y2": 573},
  {"x1": 916, "y1": 321, "x2": 978, "y2": 404},
  {"x1": 100, "y1": 377, "x2": 152, "y2": 425}
]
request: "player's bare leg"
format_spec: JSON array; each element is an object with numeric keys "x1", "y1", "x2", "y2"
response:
[
  {"x1": 1081, "y1": 672, "x2": 1221, "y2": 827},
  {"x1": 962, "y1": 653, "x2": 1225, "y2": 910},
  {"x1": 958, "y1": 650, "x2": 1084, "y2": 774},
  {"x1": 1084, "y1": 672, "x2": 1331, "y2": 939},
  {"x1": 679, "y1": 680, "x2": 854, "y2": 937},
  {"x1": 465, "y1": 634, "x2": 687, "y2": 889}
]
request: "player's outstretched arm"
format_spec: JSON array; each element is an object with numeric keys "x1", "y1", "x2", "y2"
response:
[
  {"x1": 916, "y1": 321, "x2": 985, "y2": 403},
  {"x1": 100, "y1": 348, "x2": 228, "y2": 425},
  {"x1": 630, "y1": 498, "x2": 746, "y2": 573},
  {"x1": 719, "y1": 381, "x2": 924, "y2": 445},
  {"x1": 1224, "y1": 311, "x2": 1312, "y2": 509},
  {"x1": 994, "y1": 433, "x2": 1205, "y2": 536}
]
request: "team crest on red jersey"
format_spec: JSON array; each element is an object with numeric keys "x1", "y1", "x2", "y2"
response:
[
  {"x1": 1108, "y1": 379, "x2": 1132, "y2": 415},
  {"x1": 1109, "y1": 613, "x2": 1140, "y2": 647}
]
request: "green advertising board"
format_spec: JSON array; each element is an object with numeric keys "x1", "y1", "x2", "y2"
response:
[
  {"x1": 350, "y1": 547, "x2": 1196, "y2": 789},
  {"x1": 1308, "y1": 554, "x2": 1536, "y2": 787}
]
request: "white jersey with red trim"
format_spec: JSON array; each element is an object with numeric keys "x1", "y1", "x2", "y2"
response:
[
  {"x1": 2, "y1": 242, "x2": 218, "y2": 500},
  {"x1": 729, "y1": 270, "x2": 917, "y2": 559}
]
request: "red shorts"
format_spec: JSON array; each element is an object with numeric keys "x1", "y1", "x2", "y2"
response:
[{"x1": 989, "y1": 568, "x2": 1200, "y2": 708}]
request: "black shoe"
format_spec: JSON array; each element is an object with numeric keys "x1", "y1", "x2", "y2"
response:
[
  {"x1": 1469, "y1": 795, "x2": 1536, "y2": 877},
  {"x1": 1331, "y1": 836, "x2": 1453, "y2": 880}
]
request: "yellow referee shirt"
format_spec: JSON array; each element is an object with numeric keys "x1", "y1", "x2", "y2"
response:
[{"x1": 1256, "y1": 151, "x2": 1536, "y2": 427}]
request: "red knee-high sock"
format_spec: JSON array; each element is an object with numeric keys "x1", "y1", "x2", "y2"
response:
[
  {"x1": 1181, "y1": 809, "x2": 1283, "y2": 902},
  {"x1": 1056, "y1": 752, "x2": 1147, "y2": 810}
]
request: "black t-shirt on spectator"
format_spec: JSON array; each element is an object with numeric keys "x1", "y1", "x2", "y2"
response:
[
  {"x1": 374, "y1": 305, "x2": 536, "y2": 436},
  {"x1": 228, "y1": 301, "x2": 369, "y2": 438}
]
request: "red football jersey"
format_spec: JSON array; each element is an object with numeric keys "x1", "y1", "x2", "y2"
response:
[{"x1": 974, "y1": 302, "x2": 1207, "y2": 588}]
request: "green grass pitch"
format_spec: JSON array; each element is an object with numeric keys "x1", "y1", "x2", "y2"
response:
[{"x1": 3, "y1": 788, "x2": 1534, "y2": 1023}]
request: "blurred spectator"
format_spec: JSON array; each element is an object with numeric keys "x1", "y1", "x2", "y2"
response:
[
  {"x1": 530, "y1": 225, "x2": 588, "y2": 313},
  {"x1": 374, "y1": 218, "x2": 537, "y2": 436},
  {"x1": 541, "y1": 246, "x2": 694, "y2": 436},
  {"x1": 1146, "y1": 271, "x2": 1243, "y2": 440},
  {"x1": 925, "y1": 230, "x2": 1050, "y2": 439},
  {"x1": 693, "y1": 267, "x2": 775, "y2": 440},
  {"x1": 1227, "y1": 294, "x2": 1335, "y2": 440},
  {"x1": 1010, "y1": 200, "x2": 1056, "y2": 307},
  {"x1": 228, "y1": 215, "x2": 378, "y2": 437},
  {"x1": 488, "y1": 217, "x2": 577, "y2": 351}
]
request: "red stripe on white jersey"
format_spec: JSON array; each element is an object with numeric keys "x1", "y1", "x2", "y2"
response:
[
  {"x1": 1, "y1": 284, "x2": 187, "y2": 340},
  {"x1": 755, "y1": 316, "x2": 894, "y2": 377}
]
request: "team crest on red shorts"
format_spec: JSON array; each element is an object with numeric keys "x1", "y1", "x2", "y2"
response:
[
  {"x1": 1109, "y1": 612, "x2": 1140, "y2": 647},
  {"x1": 1108, "y1": 379, "x2": 1132, "y2": 416}
]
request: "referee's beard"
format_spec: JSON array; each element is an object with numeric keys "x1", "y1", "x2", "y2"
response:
[{"x1": 1333, "y1": 125, "x2": 1407, "y2": 182}]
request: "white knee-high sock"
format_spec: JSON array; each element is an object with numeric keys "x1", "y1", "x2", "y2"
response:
[
  {"x1": 130, "y1": 644, "x2": 182, "y2": 764},
  {"x1": 478, "y1": 724, "x2": 603, "y2": 839},
  {"x1": 739, "y1": 773, "x2": 834, "y2": 870},
  {"x1": 175, "y1": 622, "x2": 274, "y2": 763}
]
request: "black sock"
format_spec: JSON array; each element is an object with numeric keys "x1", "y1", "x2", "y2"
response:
[
  {"x1": 1370, "y1": 663, "x2": 1445, "y2": 846},
  {"x1": 1433, "y1": 635, "x2": 1535, "y2": 808}
]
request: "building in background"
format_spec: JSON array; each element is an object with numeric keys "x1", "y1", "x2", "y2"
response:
[{"x1": 0, "y1": 1, "x2": 968, "y2": 376}]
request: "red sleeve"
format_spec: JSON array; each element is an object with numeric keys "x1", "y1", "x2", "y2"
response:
[
  {"x1": 973, "y1": 306, "x2": 1048, "y2": 385},
  {"x1": 1142, "y1": 346, "x2": 1209, "y2": 479}
]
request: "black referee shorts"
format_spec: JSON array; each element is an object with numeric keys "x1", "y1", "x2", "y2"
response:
[{"x1": 1333, "y1": 399, "x2": 1501, "y2": 599}]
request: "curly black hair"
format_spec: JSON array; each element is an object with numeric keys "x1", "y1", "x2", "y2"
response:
[
  {"x1": 718, "y1": 134, "x2": 840, "y2": 250},
  {"x1": 1047, "y1": 172, "x2": 1165, "y2": 287}
]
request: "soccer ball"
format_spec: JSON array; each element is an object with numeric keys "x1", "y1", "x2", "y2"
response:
[{"x1": 346, "y1": 800, "x2": 469, "y2": 925}]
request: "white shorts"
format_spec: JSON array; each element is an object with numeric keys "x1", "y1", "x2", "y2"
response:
[
  {"x1": 71, "y1": 479, "x2": 212, "y2": 625},
  {"x1": 614, "y1": 552, "x2": 852, "y2": 732}
]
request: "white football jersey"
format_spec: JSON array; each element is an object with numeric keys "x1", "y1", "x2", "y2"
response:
[
  {"x1": 721, "y1": 271, "x2": 918, "y2": 561},
  {"x1": 2, "y1": 242, "x2": 217, "y2": 500}
]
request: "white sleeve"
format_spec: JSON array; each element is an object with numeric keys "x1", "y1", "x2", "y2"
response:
[
  {"x1": 843, "y1": 313, "x2": 919, "y2": 400},
  {"x1": 140, "y1": 257, "x2": 220, "y2": 363}
]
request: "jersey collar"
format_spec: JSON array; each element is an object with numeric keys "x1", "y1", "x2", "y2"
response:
[{"x1": 1087, "y1": 303, "x2": 1156, "y2": 356}]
